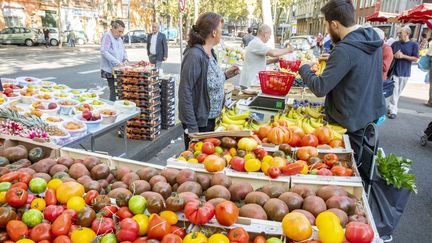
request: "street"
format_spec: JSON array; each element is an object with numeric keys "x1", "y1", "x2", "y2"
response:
[{"x1": 1, "y1": 44, "x2": 432, "y2": 242}]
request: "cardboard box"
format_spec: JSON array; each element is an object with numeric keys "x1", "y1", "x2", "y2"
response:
[{"x1": 0, "y1": 134, "x2": 60, "y2": 158}]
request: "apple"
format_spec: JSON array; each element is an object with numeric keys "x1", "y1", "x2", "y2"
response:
[
  {"x1": 3, "y1": 88, "x2": 13, "y2": 95},
  {"x1": 82, "y1": 110, "x2": 92, "y2": 121},
  {"x1": 91, "y1": 113, "x2": 101, "y2": 121},
  {"x1": 48, "y1": 103, "x2": 57, "y2": 110}
]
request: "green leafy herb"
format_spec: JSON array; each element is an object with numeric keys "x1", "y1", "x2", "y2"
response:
[{"x1": 376, "y1": 150, "x2": 417, "y2": 193}]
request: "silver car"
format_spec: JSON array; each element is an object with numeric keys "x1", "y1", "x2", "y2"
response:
[
  {"x1": 34, "y1": 28, "x2": 60, "y2": 46},
  {"x1": 0, "y1": 27, "x2": 39, "y2": 46}
]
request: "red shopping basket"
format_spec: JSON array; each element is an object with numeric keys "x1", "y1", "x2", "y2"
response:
[
  {"x1": 279, "y1": 59, "x2": 301, "y2": 72},
  {"x1": 259, "y1": 71, "x2": 295, "y2": 96}
]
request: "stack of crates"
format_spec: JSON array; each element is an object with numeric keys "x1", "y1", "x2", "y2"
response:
[
  {"x1": 160, "y1": 77, "x2": 176, "y2": 129},
  {"x1": 114, "y1": 68, "x2": 162, "y2": 140}
]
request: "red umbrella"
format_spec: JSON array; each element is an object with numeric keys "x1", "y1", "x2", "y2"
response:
[
  {"x1": 397, "y1": 3, "x2": 432, "y2": 23},
  {"x1": 366, "y1": 11, "x2": 399, "y2": 22}
]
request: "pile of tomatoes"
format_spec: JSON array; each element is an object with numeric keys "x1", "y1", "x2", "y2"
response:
[{"x1": 266, "y1": 77, "x2": 288, "y2": 92}]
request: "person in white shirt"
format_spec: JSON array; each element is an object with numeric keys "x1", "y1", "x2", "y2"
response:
[
  {"x1": 146, "y1": 23, "x2": 168, "y2": 69},
  {"x1": 239, "y1": 24, "x2": 294, "y2": 89}
]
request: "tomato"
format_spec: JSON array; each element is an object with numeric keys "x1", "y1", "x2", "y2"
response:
[
  {"x1": 161, "y1": 234, "x2": 182, "y2": 243},
  {"x1": 215, "y1": 201, "x2": 239, "y2": 226},
  {"x1": 204, "y1": 155, "x2": 226, "y2": 172},
  {"x1": 196, "y1": 153, "x2": 207, "y2": 163},
  {"x1": 132, "y1": 214, "x2": 149, "y2": 236},
  {"x1": 266, "y1": 238, "x2": 283, "y2": 243},
  {"x1": 194, "y1": 142, "x2": 204, "y2": 152},
  {"x1": 230, "y1": 157, "x2": 246, "y2": 172},
  {"x1": 282, "y1": 212, "x2": 312, "y2": 241},
  {"x1": 66, "y1": 196, "x2": 86, "y2": 212},
  {"x1": 54, "y1": 235, "x2": 72, "y2": 243},
  {"x1": 52, "y1": 212, "x2": 73, "y2": 236},
  {"x1": 183, "y1": 232, "x2": 207, "y2": 243},
  {"x1": 244, "y1": 158, "x2": 261, "y2": 172},
  {"x1": 331, "y1": 165, "x2": 348, "y2": 176},
  {"x1": 100, "y1": 233, "x2": 117, "y2": 243},
  {"x1": 316, "y1": 212, "x2": 345, "y2": 243},
  {"x1": 16, "y1": 240, "x2": 35, "y2": 243},
  {"x1": 344, "y1": 168, "x2": 354, "y2": 177},
  {"x1": 100, "y1": 205, "x2": 118, "y2": 218},
  {"x1": 0, "y1": 171, "x2": 32, "y2": 184},
  {"x1": 63, "y1": 209, "x2": 78, "y2": 221},
  {"x1": 70, "y1": 227, "x2": 96, "y2": 243},
  {"x1": 22, "y1": 209, "x2": 43, "y2": 227},
  {"x1": 184, "y1": 200, "x2": 215, "y2": 225},
  {"x1": 309, "y1": 162, "x2": 328, "y2": 171},
  {"x1": 92, "y1": 217, "x2": 115, "y2": 235},
  {"x1": 43, "y1": 205, "x2": 64, "y2": 222},
  {"x1": 45, "y1": 188, "x2": 57, "y2": 206},
  {"x1": 300, "y1": 134, "x2": 319, "y2": 147},
  {"x1": 6, "y1": 187, "x2": 28, "y2": 207},
  {"x1": 345, "y1": 222, "x2": 374, "y2": 243},
  {"x1": 0, "y1": 191, "x2": 6, "y2": 204},
  {"x1": 202, "y1": 142, "x2": 215, "y2": 154},
  {"x1": 323, "y1": 153, "x2": 338, "y2": 167},
  {"x1": 160, "y1": 210, "x2": 178, "y2": 225},
  {"x1": 7, "y1": 220, "x2": 29, "y2": 241},
  {"x1": 84, "y1": 190, "x2": 99, "y2": 205},
  {"x1": 281, "y1": 163, "x2": 303, "y2": 175},
  {"x1": 237, "y1": 137, "x2": 258, "y2": 151},
  {"x1": 317, "y1": 168, "x2": 333, "y2": 176},
  {"x1": 117, "y1": 206, "x2": 134, "y2": 220},
  {"x1": 29, "y1": 178, "x2": 47, "y2": 194},
  {"x1": 329, "y1": 139, "x2": 344, "y2": 148},
  {"x1": 147, "y1": 214, "x2": 171, "y2": 240},
  {"x1": 297, "y1": 160, "x2": 309, "y2": 174},
  {"x1": 26, "y1": 193, "x2": 36, "y2": 205},
  {"x1": 10, "y1": 182, "x2": 27, "y2": 190},
  {"x1": 128, "y1": 195, "x2": 147, "y2": 215},
  {"x1": 47, "y1": 178, "x2": 63, "y2": 190},
  {"x1": 208, "y1": 233, "x2": 230, "y2": 243},
  {"x1": 0, "y1": 207, "x2": 17, "y2": 227},
  {"x1": 56, "y1": 182, "x2": 85, "y2": 204},
  {"x1": 296, "y1": 146, "x2": 318, "y2": 161},
  {"x1": 117, "y1": 218, "x2": 139, "y2": 241},
  {"x1": 253, "y1": 148, "x2": 268, "y2": 160},
  {"x1": 203, "y1": 138, "x2": 222, "y2": 147},
  {"x1": 170, "y1": 225, "x2": 186, "y2": 239},
  {"x1": 77, "y1": 207, "x2": 96, "y2": 227},
  {"x1": 228, "y1": 227, "x2": 249, "y2": 243},
  {"x1": 253, "y1": 236, "x2": 266, "y2": 243},
  {"x1": 29, "y1": 223, "x2": 53, "y2": 242},
  {"x1": 267, "y1": 166, "x2": 281, "y2": 178},
  {"x1": 315, "y1": 127, "x2": 333, "y2": 144},
  {"x1": 30, "y1": 198, "x2": 46, "y2": 211}
]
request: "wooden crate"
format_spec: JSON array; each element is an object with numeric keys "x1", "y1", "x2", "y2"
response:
[{"x1": 0, "y1": 134, "x2": 60, "y2": 158}]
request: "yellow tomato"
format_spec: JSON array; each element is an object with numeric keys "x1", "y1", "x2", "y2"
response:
[
  {"x1": 245, "y1": 159, "x2": 261, "y2": 172},
  {"x1": 208, "y1": 233, "x2": 230, "y2": 243},
  {"x1": 67, "y1": 196, "x2": 86, "y2": 212},
  {"x1": 223, "y1": 154, "x2": 232, "y2": 164},
  {"x1": 16, "y1": 239, "x2": 35, "y2": 243},
  {"x1": 194, "y1": 141, "x2": 204, "y2": 151},
  {"x1": 244, "y1": 153, "x2": 256, "y2": 161},
  {"x1": 56, "y1": 181, "x2": 85, "y2": 204},
  {"x1": 183, "y1": 232, "x2": 208, "y2": 243},
  {"x1": 297, "y1": 161, "x2": 309, "y2": 174},
  {"x1": 229, "y1": 147, "x2": 237, "y2": 156},
  {"x1": 47, "y1": 178, "x2": 63, "y2": 190},
  {"x1": 0, "y1": 191, "x2": 6, "y2": 203},
  {"x1": 269, "y1": 157, "x2": 286, "y2": 168},
  {"x1": 177, "y1": 156, "x2": 187, "y2": 161},
  {"x1": 133, "y1": 214, "x2": 149, "y2": 236},
  {"x1": 261, "y1": 161, "x2": 271, "y2": 175},
  {"x1": 282, "y1": 212, "x2": 312, "y2": 241},
  {"x1": 160, "y1": 210, "x2": 178, "y2": 225},
  {"x1": 315, "y1": 211, "x2": 341, "y2": 228},
  {"x1": 30, "y1": 198, "x2": 46, "y2": 211},
  {"x1": 262, "y1": 155, "x2": 273, "y2": 164},
  {"x1": 71, "y1": 227, "x2": 96, "y2": 243},
  {"x1": 188, "y1": 158, "x2": 199, "y2": 164}
]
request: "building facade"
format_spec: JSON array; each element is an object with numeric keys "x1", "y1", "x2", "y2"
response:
[
  {"x1": 0, "y1": 0, "x2": 58, "y2": 29},
  {"x1": 294, "y1": 0, "x2": 329, "y2": 35}
]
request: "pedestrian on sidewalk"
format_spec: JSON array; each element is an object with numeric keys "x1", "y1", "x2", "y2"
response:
[
  {"x1": 241, "y1": 27, "x2": 254, "y2": 48},
  {"x1": 374, "y1": 28, "x2": 393, "y2": 81},
  {"x1": 68, "y1": 30, "x2": 76, "y2": 47},
  {"x1": 179, "y1": 12, "x2": 240, "y2": 149},
  {"x1": 425, "y1": 39, "x2": 432, "y2": 107},
  {"x1": 100, "y1": 20, "x2": 128, "y2": 101},
  {"x1": 387, "y1": 27, "x2": 419, "y2": 119},
  {"x1": 43, "y1": 28, "x2": 50, "y2": 48},
  {"x1": 298, "y1": 0, "x2": 386, "y2": 162},
  {"x1": 147, "y1": 23, "x2": 168, "y2": 69}
]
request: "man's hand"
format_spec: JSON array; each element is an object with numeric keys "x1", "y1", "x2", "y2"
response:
[
  {"x1": 318, "y1": 53, "x2": 330, "y2": 61},
  {"x1": 300, "y1": 60, "x2": 318, "y2": 68},
  {"x1": 225, "y1": 66, "x2": 240, "y2": 79},
  {"x1": 394, "y1": 50, "x2": 403, "y2": 59}
]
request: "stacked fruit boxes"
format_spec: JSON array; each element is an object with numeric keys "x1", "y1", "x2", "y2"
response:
[
  {"x1": 114, "y1": 67, "x2": 162, "y2": 140},
  {"x1": 160, "y1": 77, "x2": 176, "y2": 129}
]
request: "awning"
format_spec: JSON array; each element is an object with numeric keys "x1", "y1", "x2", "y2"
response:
[
  {"x1": 366, "y1": 11, "x2": 399, "y2": 22},
  {"x1": 397, "y1": 3, "x2": 432, "y2": 23}
]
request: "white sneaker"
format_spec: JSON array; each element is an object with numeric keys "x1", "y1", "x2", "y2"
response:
[{"x1": 381, "y1": 235, "x2": 393, "y2": 242}]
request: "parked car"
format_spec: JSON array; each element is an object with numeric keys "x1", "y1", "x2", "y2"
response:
[
  {"x1": 160, "y1": 27, "x2": 178, "y2": 41},
  {"x1": 288, "y1": 35, "x2": 317, "y2": 51},
  {"x1": 0, "y1": 27, "x2": 39, "y2": 46},
  {"x1": 34, "y1": 27, "x2": 61, "y2": 46},
  {"x1": 123, "y1": 30, "x2": 147, "y2": 43},
  {"x1": 63, "y1": 30, "x2": 88, "y2": 45}
]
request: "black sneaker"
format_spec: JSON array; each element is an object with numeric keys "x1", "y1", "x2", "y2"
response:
[
  {"x1": 381, "y1": 235, "x2": 393, "y2": 242},
  {"x1": 388, "y1": 114, "x2": 397, "y2": 119}
]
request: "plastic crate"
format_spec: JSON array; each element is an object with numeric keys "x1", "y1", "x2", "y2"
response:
[
  {"x1": 258, "y1": 71, "x2": 296, "y2": 96},
  {"x1": 140, "y1": 105, "x2": 161, "y2": 114},
  {"x1": 279, "y1": 59, "x2": 301, "y2": 72},
  {"x1": 127, "y1": 130, "x2": 161, "y2": 140}
]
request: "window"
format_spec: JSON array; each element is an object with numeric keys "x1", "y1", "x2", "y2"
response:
[
  {"x1": 4, "y1": 16, "x2": 23, "y2": 27},
  {"x1": 1, "y1": 28, "x2": 13, "y2": 34},
  {"x1": 24, "y1": 28, "x2": 31, "y2": 33}
]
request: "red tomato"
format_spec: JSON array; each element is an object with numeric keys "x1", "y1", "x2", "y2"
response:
[
  {"x1": 288, "y1": 133, "x2": 302, "y2": 147},
  {"x1": 203, "y1": 138, "x2": 222, "y2": 146},
  {"x1": 26, "y1": 193, "x2": 36, "y2": 204},
  {"x1": 329, "y1": 139, "x2": 344, "y2": 148},
  {"x1": 54, "y1": 235, "x2": 72, "y2": 243},
  {"x1": 323, "y1": 153, "x2": 339, "y2": 167},
  {"x1": 10, "y1": 182, "x2": 28, "y2": 190},
  {"x1": 45, "y1": 188, "x2": 57, "y2": 206},
  {"x1": 296, "y1": 146, "x2": 318, "y2": 161},
  {"x1": 62, "y1": 209, "x2": 78, "y2": 221},
  {"x1": 133, "y1": 237, "x2": 150, "y2": 243},
  {"x1": 215, "y1": 201, "x2": 239, "y2": 226},
  {"x1": 68, "y1": 225, "x2": 79, "y2": 238},
  {"x1": 117, "y1": 206, "x2": 134, "y2": 220},
  {"x1": 43, "y1": 205, "x2": 65, "y2": 222},
  {"x1": 317, "y1": 168, "x2": 333, "y2": 176},
  {"x1": 309, "y1": 162, "x2": 328, "y2": 171},
  {"x1": 39, "y1": 240, "x2": 51, "y2": 243},
  {"x1": 253, "y1": 148, "x2": 268, "y2": 160},
  {"x1": 281, "y1": 163, "x2": 304, "y2": 176},
  {"x1": 253, "y1": 235, "x2": 266, "y2": 243},
  {"x1": 268, "y1": 166, "x2": 281, "y2": 179},
  {"x1": 196, "y1": 153, "x2": 207, "y2": 163},
  {"x1": 161, "y1": 234, "x2": 182, "y2": 243},
  {"x1": 315, "y1": 126, "x2": 333, "y2": 144},
  {"x1": 170, "y1": 225, "x2": 186, "y2": 239},
  {"x1": 230, "y1": 157, "x2": 246, "y2": 172},
  {"x1": 184, "y1": 200, "x2": 215, "y2": 225},
  {"x1": 29, "y1": 223, "x2": 53, "y2": 242},
  {"x1": 84, "y1": 190, "x2": 99, "y2": 205},
  {"x1": 6, "y1": 220, "x2": 28, "y2": 241},
  {"x1": 202, "y1": 142, "x2": 215, "y2": 155},
  {"x1": 52, "y1": 212, "x2": 72, "y2": 236},
  {"x1": 116, "y1": 218, "x2": 140, "y2": 241},
  {"x1": 331, "y1": 166, "x2": 348, "y2": 176},
  {"x1": 345, "y1": 222, "x2": 374, "y2": 243},
  {"x1": 100, "y1": 205, "x2": 118, "y2": 218},
  {"x1": 300, "y1": 134, "x2": 319, "y2": 147},
  {"x1": 92, "y1": 217, "x2": 115, "y2": 235},
  {"x1": 228, "y1": 227, "x2": 249, "y2": 243},
  {"x1": 147, "y1": 214, "x2": 171, "y2": 240},
  {"x1": 6, "y1": 187, "x2": 28, "y2": 207}
]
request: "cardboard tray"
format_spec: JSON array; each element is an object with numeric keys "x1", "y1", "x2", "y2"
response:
[{"x1": 0, "y1": 134, "x2": 60, "y2": 158}]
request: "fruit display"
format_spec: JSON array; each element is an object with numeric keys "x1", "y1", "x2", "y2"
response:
[
  {"x1": 20, "y1": 88, "x2": 37, "y2": 97},
  {"x1": 80, "y1": 93, "x2": 98, "y2": 100},
  {"x1": 215, "y1": 106, "x2": 251, "y2": 131},
  {"x1": 31, "y1": 101, "x2": 58, "y2": 111},
  {"x1": 52, "y1": 84, "x2": 69, "y2": 92},
  {"x1": 78, "y1": 110, "x2": 101, "y2": 122},
  {"x1": 1, "y1": 88, "x2": 20, "y2": 98},
  {"x1": 74, "y1": 103, "x2": 93, "y2": 114},
  {"x1": 35, "y1": 94, "x2": 55, "y2": 102},
  {"x1": 0, "y1": 141, "x2": 378, "y2": 242},
  {"x1": 0, "y1": 94, "x2": 7, "y2": 105},
  {"x1": 2, "y1": 83, "x2": 23, "y2": 90}
]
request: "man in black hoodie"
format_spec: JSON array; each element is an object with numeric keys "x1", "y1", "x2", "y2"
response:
[{"x1": 299, "y1": 0, "x2": 386, "y2": 160}]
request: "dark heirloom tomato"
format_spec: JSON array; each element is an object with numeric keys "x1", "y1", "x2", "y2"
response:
[
  {"x1": 0, "y1": 207, "x2": 17, "y2": 227},
  {"x1": 76, "y1": 207, "x2": 96, "y2": 227}
]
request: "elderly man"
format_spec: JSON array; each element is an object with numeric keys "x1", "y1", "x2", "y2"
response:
[
  {"x1": 147, "y1": 23, "x2": 168, "y2": 69},
  {"x1": 388, "y1": 26, "x2": 419, "y2": 119},
  {"x1": 239, "y1": 24, "x2": 293, "y2": 88}
]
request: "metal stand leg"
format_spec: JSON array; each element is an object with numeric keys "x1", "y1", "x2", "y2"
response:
[
  {"x1": 91, "y1": 136, "x2": 95, "y2": 152},
  {"x1": 121, "y1": 122, "x2": 128, "y2": 158}
]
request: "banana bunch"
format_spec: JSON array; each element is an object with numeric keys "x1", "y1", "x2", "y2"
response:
[
  {"x1": 326, "y1": 123, "x2": 347, "y2": 140},
  {"x1": 215, "y1": 106, "x2": 251, "y2": 131},
  {"x1": 244, "y1": 119, "x2": 269, "y2": 131}
]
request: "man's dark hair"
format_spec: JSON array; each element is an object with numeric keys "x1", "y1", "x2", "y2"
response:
[
  {"x1": 321, "y1": 0, "x2": 355, "y2": 27},
  {"x1": 247, "y1": 27, "x2": 252, "y2": 34}
]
